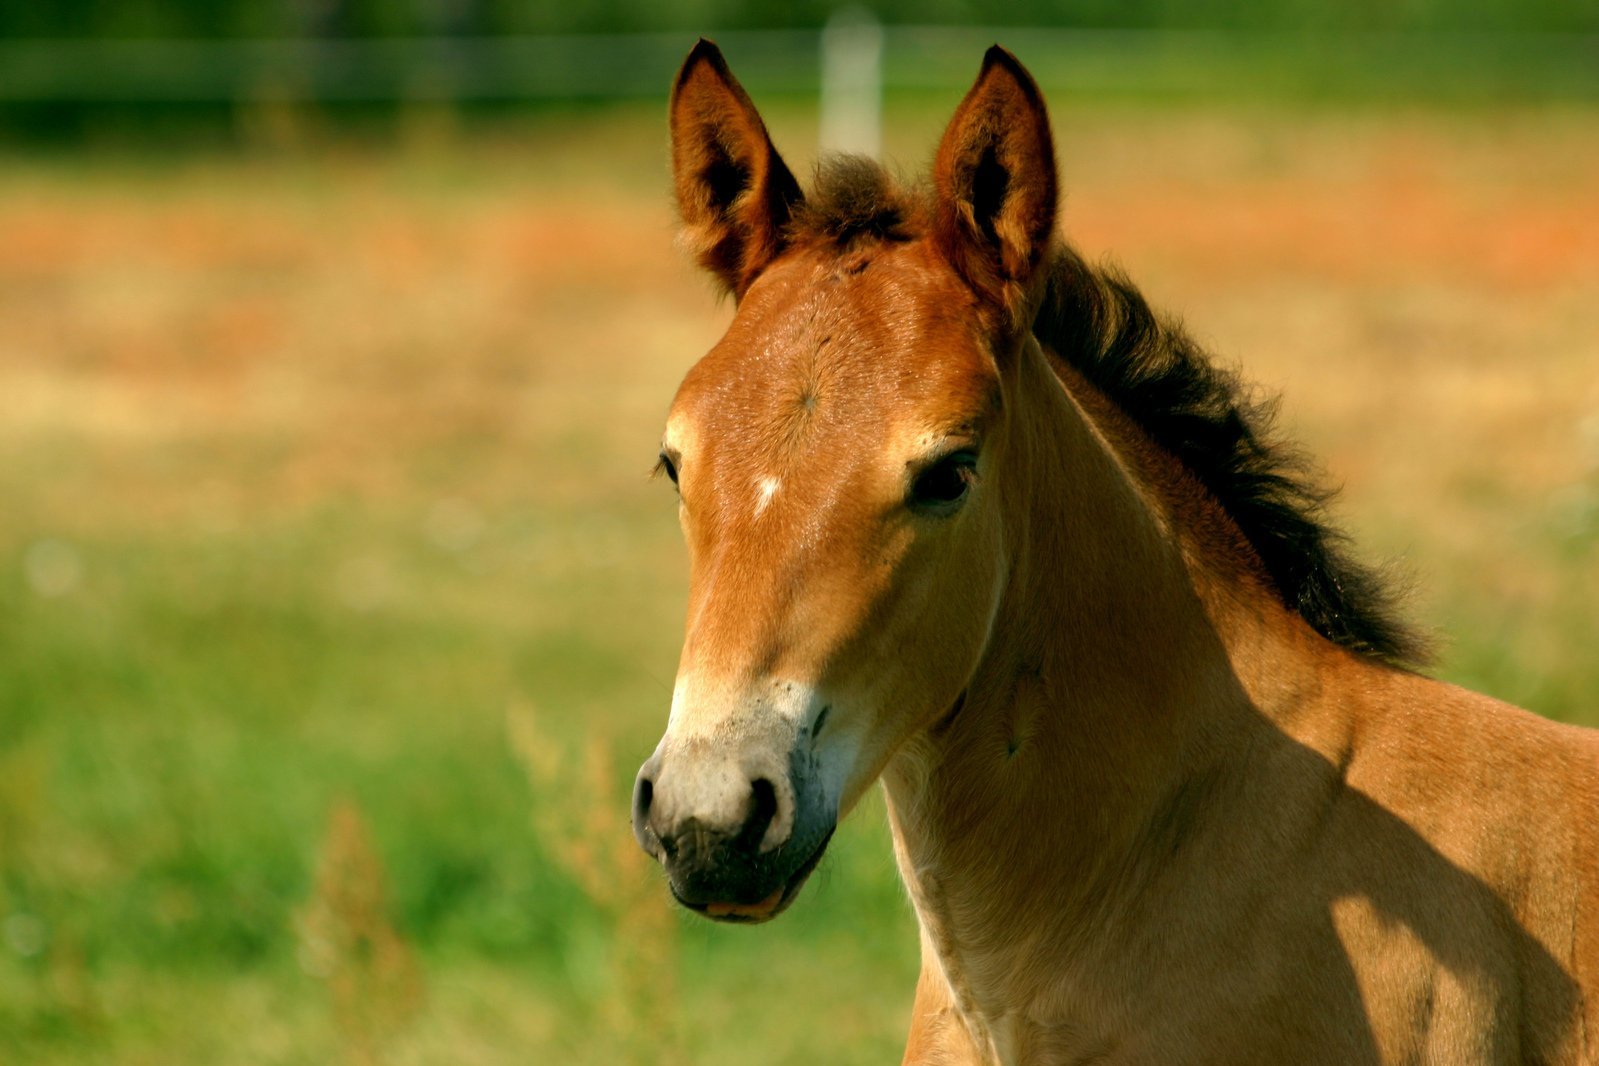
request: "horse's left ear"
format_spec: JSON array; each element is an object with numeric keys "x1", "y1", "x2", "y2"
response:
[
  {"x1": 670, "y1": 39, "x2": 803, "y2": 299},
  {"x1": 933, "y1": 47, "x2": 1058, "y2": 326}
]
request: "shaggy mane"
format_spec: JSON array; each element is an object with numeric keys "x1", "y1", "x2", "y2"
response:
[
  {"x1": 793, "y1": 157, "x2": 1428, "y2": 668},
  {"x1": 1035, "y1": 252, "x2": 1428, "y2": 667}
]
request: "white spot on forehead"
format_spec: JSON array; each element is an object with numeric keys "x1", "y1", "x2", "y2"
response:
[{"x1": 753, "y1": 476, "x2": 781, "y2": 518}]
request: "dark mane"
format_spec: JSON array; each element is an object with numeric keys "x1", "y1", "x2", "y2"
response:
[
  {"x1": 794, "y1": 157, "x2": 1428, "y2": 668},
  {"x1": 1035, "y1": 251, "x2": 1428, "y2": 668}
]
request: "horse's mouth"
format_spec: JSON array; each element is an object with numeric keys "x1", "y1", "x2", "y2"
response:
[{"x1": 671, "y1": 829, "x2": 834, "y2": 925}]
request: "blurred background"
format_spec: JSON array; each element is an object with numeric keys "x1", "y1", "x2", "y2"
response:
[{"x1": 2, "y1": 1, "x2": 1597, "y2": 1063}]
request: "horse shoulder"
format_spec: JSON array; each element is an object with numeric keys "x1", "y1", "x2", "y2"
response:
[{"x1": 1317, "y1": 663, "x2": 1599, "y2": 1061}]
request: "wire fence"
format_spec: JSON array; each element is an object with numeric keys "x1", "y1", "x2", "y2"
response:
[{"x1": 2, "y1": 25, "x2": 1597, "y2": 104}]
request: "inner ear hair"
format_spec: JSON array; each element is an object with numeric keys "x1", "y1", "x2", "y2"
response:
[
  {"x1": 933, "y1": 46, "x2": 1059, "y2": 328},
  {"x1": 669, "y1": 39, "x2": 803, "y2": 299}
]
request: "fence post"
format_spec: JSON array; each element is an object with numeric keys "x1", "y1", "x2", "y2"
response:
[{"x1": 819, "y1": 7, "x2": 883, "y2": 158}]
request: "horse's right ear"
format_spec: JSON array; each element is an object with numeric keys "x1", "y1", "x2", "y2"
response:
[
  {"x1": 670, "y1": 40, "x2": 803, "y2": 299},
  {"x1": 932, "y1": 47, "x2": 1058, "y2": 328}
]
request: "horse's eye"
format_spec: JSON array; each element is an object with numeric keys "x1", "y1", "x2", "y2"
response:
[
  {"x1": 657, "y1": 451, "x2": 679, "y2": 486},
  {"x1": 909, "y1": 451, "x2": 977, "y2": 513}
]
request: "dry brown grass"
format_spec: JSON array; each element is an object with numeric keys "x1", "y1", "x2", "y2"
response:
[
  {"x1": 507, "y1": 702, "x2": 682, "y2": 1065},
  {"x1": 3, "y1": 110, "x2": 1593, "y2": 536},
  {"x1": 298, "y1": 802, "x2": 425, "y2": 1066},
  {"x1": 0, "y1": 100, "x2": 1594, "y2": 1064},
  {"x1": 7, "y1": 108, "x2": 1593, "y2": 689}
]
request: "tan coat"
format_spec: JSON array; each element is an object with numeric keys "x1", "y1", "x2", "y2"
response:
[{"x1": 637, "y1": 40, "x2": 1599, "y2": 1064}]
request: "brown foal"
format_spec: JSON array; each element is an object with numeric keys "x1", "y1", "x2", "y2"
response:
[{"x1": 630, "y1": 40, "x2": 1599, "y2": 1064}]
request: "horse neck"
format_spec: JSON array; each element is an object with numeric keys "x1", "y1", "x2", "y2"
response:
[{"x1": 881, "y1": 329, "x2": 1317, "y2": 968}]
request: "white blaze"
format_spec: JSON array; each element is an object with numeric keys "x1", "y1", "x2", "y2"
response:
[{"x1": 754, "y1": 475, "x2": 781, "y2": 518}]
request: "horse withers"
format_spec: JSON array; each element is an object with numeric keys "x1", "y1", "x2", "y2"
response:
[{"x1": 630, "y1": 39, "x2": 1599, "y2": 1064}]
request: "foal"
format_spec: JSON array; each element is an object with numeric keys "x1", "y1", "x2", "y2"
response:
[{"x1": 631, "y1": 41, "x2": 1599, "y2": 1064}]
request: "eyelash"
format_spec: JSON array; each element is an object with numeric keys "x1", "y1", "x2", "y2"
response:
[{"x1": 654, "y1": 451, "x2": 679, "y2": 486}]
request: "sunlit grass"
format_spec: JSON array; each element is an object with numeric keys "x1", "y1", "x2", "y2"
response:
[{"x1": 0, "y1": 99, "x2": 1595, "y2": 1061}]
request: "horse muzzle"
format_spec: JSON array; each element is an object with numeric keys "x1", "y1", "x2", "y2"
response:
[{"x1": 631, "y1": 738, "x2": 836, "y2": 923}]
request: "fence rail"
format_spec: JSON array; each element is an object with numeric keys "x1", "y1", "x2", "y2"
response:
[{"x1": 1, "y1": 28, "x2": 1596, "y2": 102}]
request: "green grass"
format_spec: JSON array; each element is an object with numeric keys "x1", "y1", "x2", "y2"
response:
[
  {"x1": 0, "y1": 101, "x2": 1595, "y2": 1062},
  {"x1": 0, "y1": 503, "x2": 921, "y2": 1062}
]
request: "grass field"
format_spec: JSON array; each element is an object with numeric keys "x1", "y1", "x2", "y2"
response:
[{"x1": 1, "y1": 98, "x2": 1597, "y2": 1062}]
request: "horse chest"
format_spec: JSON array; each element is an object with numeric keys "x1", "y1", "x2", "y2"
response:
[{"x1": 907, "y1": 873, "x2": 1119, "y2": 1065}]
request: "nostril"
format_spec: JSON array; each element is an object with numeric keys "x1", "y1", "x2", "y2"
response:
[
  {"x1": 631, "y1": 773, "x2": 674, "y2": 860},
  {"x1": 632, "y1": 775, "x2": 654, "y2": 828},
  {"x1": 738, "y1": 777, "x2": 779, "y2": 850}
]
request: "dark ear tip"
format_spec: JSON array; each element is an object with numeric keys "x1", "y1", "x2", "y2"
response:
[
  {"x1": 981, "y1": 44, "x2": 1016, "y2": 68},
  {"x1": 978, "y1": 44, "x2": 1043, "y2": 99},
  {"x1": 688, "y1": 37, "x2": 724, "y2": 62},
  {"x1": 677, "y1": 38, "x2": 730, "y2": 90}
]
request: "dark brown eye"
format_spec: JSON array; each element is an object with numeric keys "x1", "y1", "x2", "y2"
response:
[
  {"x1": 656, "y1": 451, "x2": 679, "y2": 486},
  {"x1": 909, "y1": 450, "x2": 977, "y2": 513}
]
